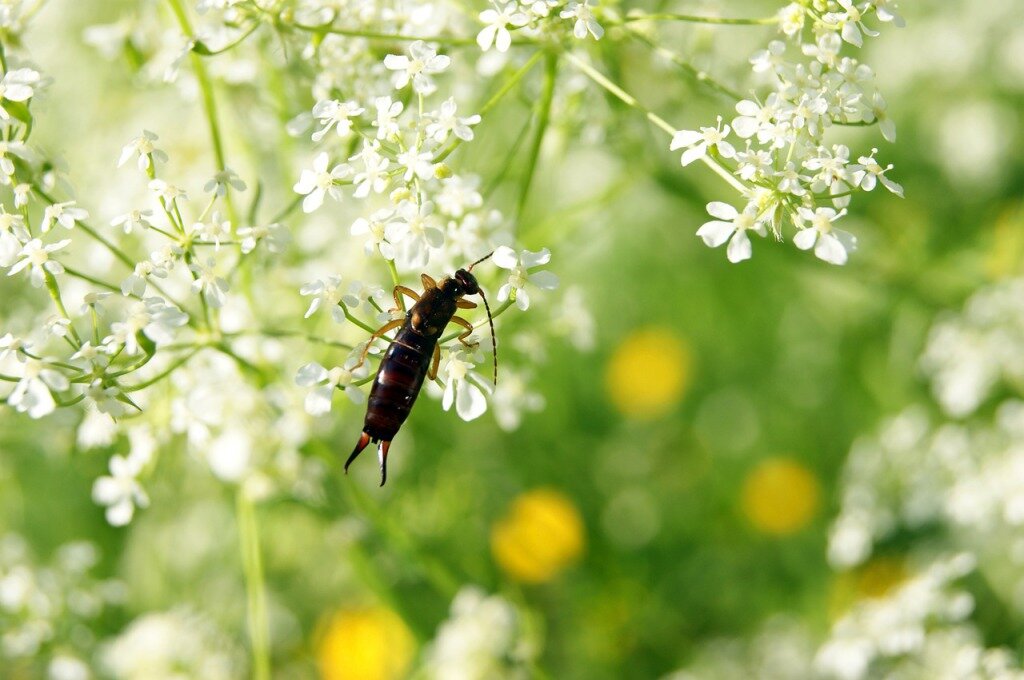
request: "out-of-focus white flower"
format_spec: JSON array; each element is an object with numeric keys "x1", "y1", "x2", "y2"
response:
[
  {"x1": 389, "y1": 200, "x2": 444, "y2": 268},
  {"x1": 148, "y1": 179, "x2": 188, "y2": 203},
  {"x1": 293, "y1": 152, "x2": 351, "y2": 213},
  {"x1": 189, "y1": 257, "x2": 229, "y2": 308},
  {"x1": 7, "y1": 358, "x2": 68, "y2": 418},
  {"x1": 695, "y1": 202, "x2": 766, "y2": 264},
  {"x1": 561, "y1": 0, "x2": 604, "y2": 40},
  {"x1": 425, "y1": 97, "x2": 481, "y2": 144},
  {"x1": 192, "y1": 210, "x2": 231, "y2": 250},
  {"x1": 91, "y1": 454, "x2": 149, "y2": 525},
  {"x1": 203, "y1": 167, "x2": 246, "y2": 196},
  {"x1": 352, "y1": 208, "x2": 398, "y2": 260},
  {"x1": 296, "y1": 361, "x2": 366, "y2": 415},
  {"x1": 350, "y1": 141, "x2": 390, "y2": 198},
  {"x1": 491, "y1": 369, "x2": 544, "y2": 430},
  {"x1": 384, "y1": 41, "x2": 451, "y2": 94},
  {"x1": 103, "y1": 297, "x2": 188, "y2": 355},
  {"x1": 237, "y1": 222, "x2": 288, "y2": 254},
  {"x1": 492, "y1": 246, "x2": 558, "y2": 310},
  {"x1": 117, "y1": 130, "x2": 167, "y2": 172},
  {"x1": 0, "y1": 68, "x2": 42, "y2": 120},
  {"x1": 342, "y1": 280, "x2": 388, "y2": 316},
  {"x1": 477, "y1": 3, "x2": 528, "y2": 52},
  {"x1": 41, "y1": 201, "x2": 88, "y2": 233},
  {"x1": 110, "y1": 209, "x2": 153, "y2": 234},
  {"x1": 0, "y1": 205, "x2": 28, "y2": 267},
  {"x1": 372, "y1": 96, "x2": 404, "y2": 140},
  {"x1": 311, "y1": 99, "x2": 365, "y2": 142},
  {"x1": 8, "y1": 238, "x2": 71, "y2": 287}
]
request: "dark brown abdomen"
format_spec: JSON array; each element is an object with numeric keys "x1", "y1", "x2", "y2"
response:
[{"x1": 363, "y1": 325, "x2": 433, "y2": 441}]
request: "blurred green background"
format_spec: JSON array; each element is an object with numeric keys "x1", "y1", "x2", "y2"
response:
[{"x1": 2, "y1": 0, "x2": 1023, "y2": 678}]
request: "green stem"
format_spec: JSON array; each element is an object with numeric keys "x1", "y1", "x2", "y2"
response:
[
  {"x1": 123, "y1": 349, "x2": 200, "y2": 392},
  {"x1": 621, "y1": 12, "x2": 777, "y2": 25},
  {"x1": 166, "y1": 0, "x2": 238, "y2": 225},
  {"x1": 43, "y1": 271, "x2": 82, "y2": 346},
  {"x1": 433, "y1": 51, "x2": 544, "y2": 163},
  {"x1": 626, "y1": 29, "x2": 743, "y2": 100},
  {"x1": 288, "y1": 21, "x2": 478, "y2": 46},
  {"x1": 516, "y1": 52, "x2": 558, "y2": 222},
  {"x1": 237, "y1": 490, "x2": 271, "y2": 680},
  {"x1": 564, "y1": 52, "x2": 749, "y2": 195}
]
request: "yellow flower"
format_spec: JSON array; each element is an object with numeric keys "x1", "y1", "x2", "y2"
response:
[
  {"x1": 491, "y1": 488, "x2": 585, "y2": 583},
  {"x1": 740, "y1": 458, "x2": 820, "y2": 535},
  {"x1": 316, "y1": 606, "x2": 414, "y2": 680},
  {"x1": 605, "y1": 327, "x2": 691, "y2": 419},
  {"x1": 830, "y1": 556, "x2": 909, "y2": 619}
]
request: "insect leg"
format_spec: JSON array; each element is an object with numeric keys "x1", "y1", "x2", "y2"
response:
[
  {"x1": 428, "y1": 344, "x2": 441, "y2": 381},
  {"x1": 449, "y1": 316, "x2": 479, "y2": 349},
  {"x1": 345, "y1": 432, "x2": 371, "y2": 473},
  {"x1": 391, "y1": 285, "x2": 420, "y2": 311},
  {"x1": 353, "y1": 318, "x2": 405, "y2": 369},
  {"x1": 378, "y1": 440, "x2": 391, "y2": 487},
  {"x1": 456, "y1": 298, "x2": 478, "y2": 309},
  {"x1": 420, "y1": 273, "x2": 437, "y2": 290}
]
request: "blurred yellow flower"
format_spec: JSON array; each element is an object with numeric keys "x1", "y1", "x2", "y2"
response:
[
  {"x1": 829, "y1": 556, "x2": 909, "y2": 619},
  {"x1": 741, "y1": 458, "x2": 820, "y2": 535},
  {"x1": 316, "y1": 606, "x2": 414, "y2": 680},
  {"x1": 491, "y1": 488, "x2": 585, "y2": 583},
  {"x1": 605, "y1": 327, "x2": 691, "y2": 419}
]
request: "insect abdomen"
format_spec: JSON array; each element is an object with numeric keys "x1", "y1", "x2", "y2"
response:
[{"x1": 363, "y1": 326, "x2": 433, "y2": 441}]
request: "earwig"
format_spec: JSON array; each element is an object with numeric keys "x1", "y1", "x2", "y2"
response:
[{"x1": 345, "y1": 253, "x2": 497, "y2": 486}]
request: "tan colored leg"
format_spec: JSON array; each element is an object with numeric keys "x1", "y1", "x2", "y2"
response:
[
  {"x1": 456, "y1": 298, "x2": 477, "y2": 309},
  {"x1": 392, "y1": 285, "x2": 419, "y2": 312},
  {"x1": 420, "y1": 273, "x2": 437, "y2": 290},
  {"x1": 449, "y1": 316, "x2": 479, "y2": 349},
  {"x1": 428, "y1": 344, "x2": 441, "y2": 380},
  {"x1": 353, "y1": 318, "x2": 404, "y2": 368}
]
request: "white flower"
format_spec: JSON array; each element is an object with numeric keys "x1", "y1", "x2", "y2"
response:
[
  {"x1": 670, "y1": 117, "x2": 736, "y2": 166},
  {"x1": 0, "y1": 140, "x2": 31, "y2": 177},
  {"x1": 13, "y1": 183, "x2": 30, "y2": 208},
  {"x1": 0, "y1": 206, "x2": 28, "y2": 267},
  {"x1": 850, "y1": 149, "x2": 904, "y2": 196},
  {"x1": 80, "y1": 291, "x2": 112, "y2": 314},
  {"x1": 396, "y1": 148, "x2": 434, "y2": 182},
  {"x1": 0, "y1": 68, "x2": 41, "y2": 120},
  {"x1": 794, "y1": 207, "x2": 855, "y2": 265},
  {"x1": 777, "y1": 3, "x2": 805, "y2": 36},
  {"x1": 121, "y1": 255, "x2": 169, "y2": 298},
  {"x1": 293, "y1": 152, "x2": 351, "y2": 213},
  {"x1": 437, "y1": 175, "x2": 483, "y2": 218},
  {"x1": 388, "y1": 200, "x2": 445, "y2": 269},
  {"x1": 148, "y1": 179, "x2": 188, "y2": 203},
  {"x1": 695, "y1": 202, "x2": 767, "y2": 264},
  {"x1": 477, "y1": 3, "x2": 528, "y2": 52},
  {"x1": 560, "y1": 0, "x2": 604, "y2": 40},
  {"x1": 300, "y1": 275, "x2": 346, "y2": 322},
  {"x1": 103, "y1": 297, "x2": 188, "y2": 355},
  {"x1": 425, "y1": 97, "x2": 481, "y2": 144},
  {"x1": 750, "y1": 40, "x2": 786, "y2": 73},
  {"x1": 7, "y1": 238, "x2": 71, "y2": 287},
  {"x1": 192, "y1": 210, "x2": 231, "y2": 250},
  {"x1": 188, "y1": 257, "x2": 229, "y2": 308},
  {"x1": 441, "y1": 349, "x2": 489, "y2": 421},
  {"x1": 343, "y1": 281, "x2": 388, "y2": 317},
  {"x1": 44, "y1": 315, "x2": 71, "y2": 338},
  {"x1": 91, "y1": 454, "x2": 149, "y2": 526},
  {"x1": 492, "y1": 246, "x2": 559, "y2": 310},
  {"x1": 41, "y1": 201, "x2": 89, "y2": 232},
  {"x1": 203, "y1": 167, "x2": 246, "y2": 196},
  {"x1": 85, "y1": 379, "x2": 126, "y2": 417},
  {"x1": 295, "y1": 361, "x2": 367, "y2": 416},
  {"x1": 383, "y1": 41, "x2": 451, "y2": 95},
  {"x1": 237, "y1": 222, "x2": 288, "y2": 254},
  {"x1": 117, "y1": 130, "x2": 167, "y2": 171},
  {"x1": 491, "y1": 369, "x2": 544, "y2": 431},
  {"x1": 110, "y1": 209, "x2": 153, "y2": 234},
  {"x1": 7, "y1": 358, "x2": 68, "y2": 419},
  {"x1": 351, "y1": 208, "x2": 398, "y2": 260},
  {"x1": 873, "y1": 0, "x2": 905, "y2": 27},
  {"x1": 0, "y1": 333, "x2": 28, "y2": 362},
  {"x1": 372, "y1": 96, "x2": 404, "y2": 140},
  {"x1": 350, "y1": 142, "x2": 390, "y2": 198},
  {"x1": 311, "y1": 99, "x2": 365, "y2": 142},
  {"x1": 868, "y1": 92, "x2": 897, "y2": 143}
]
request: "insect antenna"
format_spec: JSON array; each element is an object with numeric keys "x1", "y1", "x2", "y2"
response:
[
  {"x1": 467, "y1": 250, "x2": 494, "y2": 272},
  {"x1": 478, "y1": 287, "x2": 498, "y2": 385}
]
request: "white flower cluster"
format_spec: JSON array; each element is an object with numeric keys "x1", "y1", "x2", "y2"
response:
[
  {"x1": 423, "y1": 586, "x2": 537, "y2": 679},
  {"x1": 0, "y1": 535, "x2": 123, "y2": 676},
  {"x1": 675, "y1": 0, "x2": 904, "y2": 265},
  {"x1": 289, "y1": 38, "x2": 568, "y2": 425},
  {"x1": 476, "y1": 0, "x2": 604, "y2": 53}
]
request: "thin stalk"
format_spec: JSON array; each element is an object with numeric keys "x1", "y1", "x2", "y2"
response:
[
  {"x1": 564, "y1": 52, "x2": 749, "y2": 195},
  {"x1": 237, "y1": 491, "x2": 271, "y2": 680},
  {"x1": 123, "y1": 349, "x2": 200, "y2": 392},
  {"x1": 516, "y1": 51, "x2": 558, "y2": 222},
  {"x1": 621, "y1": 12, "x2": 777, "y2": 25},
  {"x1": 289, "y1": 22, "x2": 478, "y2": 46}
]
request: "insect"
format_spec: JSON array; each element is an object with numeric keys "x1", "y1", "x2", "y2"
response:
[{"x1": 345, "y1": 253, "x2": 497, "y2": 486}]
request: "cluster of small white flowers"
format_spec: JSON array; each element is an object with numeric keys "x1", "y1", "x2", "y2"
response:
[
  {"x1": 676, "y1": 1, "x2": 904, "y2": 265},
  {"x1": 101, "y1": 607, "x2": 241, "y2": 679},
  {"x1": 0, "y1": 535, "x2": 123, "y2": 675},
  {"x1": 422, "y1": 586, "x2": 537, "y2": 679},
  {"x1": 476, "y1": 0, "x2": 604, "y2": 53},
  {"x1": 289, "y1": 38, "x2": 571, "y2": 426}
]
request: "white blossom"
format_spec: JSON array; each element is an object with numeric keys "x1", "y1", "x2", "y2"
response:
[
  {"x1": 383, "y1": 41, "x2": 451, "y2": 95},
  {"x1": 492, "y1": 246, "x2": 559, "y2": 310},
  {"x1": 293, "y1": 152, "x2": 351, "y2": 213},
  {"x1": 695, "y1": 202, "x2": 767, "y2": 264}
]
